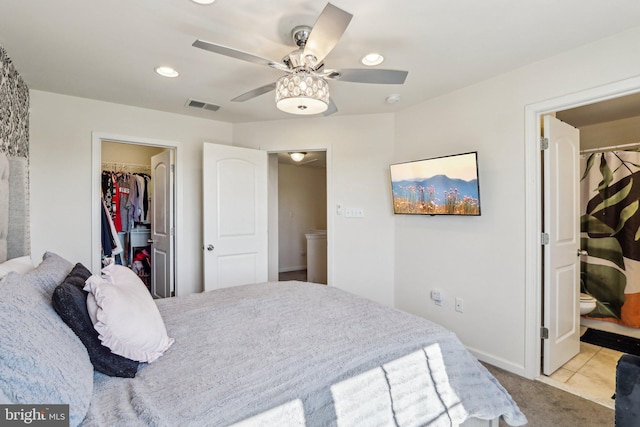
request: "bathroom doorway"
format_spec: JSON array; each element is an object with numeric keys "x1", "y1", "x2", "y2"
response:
[
  {"x1": 540, "y1": 94, "x2": 640, "y2": 375},
  {"x1": 524, "y1": 75, "x2": 640, "y2": 380},
  {"x1": 538, "y1": 100, "x2": 640, "y2": 405},
  {"x1": 555, "y1": 92, "x2": 640, "y2": 341}
]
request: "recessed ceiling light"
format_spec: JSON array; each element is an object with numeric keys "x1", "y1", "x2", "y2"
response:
[
  {"x1": 155, "y1": 66, "x2": 179, "y2": 78},
  {"x1": 386, "y1": 94, "x2": 401, "y2": 104},
  {"x1": 361, "y1": 53, "x2": 384, "y2": 66},
  {"x1": 191, "y1": 0, "x2": 215, "y2": 4}
]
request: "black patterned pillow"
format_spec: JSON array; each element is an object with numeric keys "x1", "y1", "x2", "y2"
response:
[{"x1": 52, "y1": 263, "x2": 139, "y2": 378}]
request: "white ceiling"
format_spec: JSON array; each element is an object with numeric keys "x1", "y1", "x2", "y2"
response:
[{"x1": 2, "y1": 0, "x2": 640, "y2": 124}]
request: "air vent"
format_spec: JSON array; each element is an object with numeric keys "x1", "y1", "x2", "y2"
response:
[{"x1": 186, "y1": 98, "x2": 220, "y2": 112}]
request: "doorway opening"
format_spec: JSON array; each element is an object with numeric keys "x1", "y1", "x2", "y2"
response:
[
  {"x1": 533, "y1": 93, "x2": 640, "y2": 407},
  {"x1": 268, "y1": 150, "x2": 328, "y2": 284},
  {"x1": 202, "y1": 143, "x2": 330, "y2": 290},
  {"x1": 91, "y1": 133, "x2": 179, "y2": 298},
  {"x1": 556, "y1": 92, "x2": 640, "y2": 341},
  {"x1": 525, "y1": 76, "x2": 640, "y2": 384}
]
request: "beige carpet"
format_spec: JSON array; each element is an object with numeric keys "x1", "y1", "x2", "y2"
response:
[{"x1": 483, "y1": 363, "x2": 614, "y2": 427}]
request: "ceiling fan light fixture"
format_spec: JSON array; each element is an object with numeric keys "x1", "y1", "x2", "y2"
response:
[
  {"x1": 289, "y1": 152, "x2": 306, "y2": 162},
  {"x1": 361, "y1": 53, "x2": 384, "y2": 66},
  {"x1": 275, "y1": 72, "x2": 329, "y2": 115}
]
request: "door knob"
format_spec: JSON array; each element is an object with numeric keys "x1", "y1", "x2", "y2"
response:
[
  {"x1": 207, "y1": 244, "x2": 214, "y2": 251},
  {"x1": 577, "y1": 249, "x2": 588, "y2": 256}
]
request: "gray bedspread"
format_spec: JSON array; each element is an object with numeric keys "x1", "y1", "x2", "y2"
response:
[{"x1": 82, "y1": 281, "x2": 526, "y2": 426}]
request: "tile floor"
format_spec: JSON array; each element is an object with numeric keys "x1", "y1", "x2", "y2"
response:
[{"x1": 538, "y1": 326, "x2": 623, "y2": 409}]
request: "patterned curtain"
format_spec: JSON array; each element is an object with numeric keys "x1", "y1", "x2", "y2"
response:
[{"x1": 581, "y1": 150, "x2": 640, "y2": 327}]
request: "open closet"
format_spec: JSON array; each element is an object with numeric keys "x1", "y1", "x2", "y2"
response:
[{"x1": 100, "y1": 141, "x2": 175, "y2": 298}]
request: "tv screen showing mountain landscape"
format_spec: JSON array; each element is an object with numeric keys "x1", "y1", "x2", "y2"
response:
[{"x1": 390, "y1": 152, "x2": 480, "y2": 216}]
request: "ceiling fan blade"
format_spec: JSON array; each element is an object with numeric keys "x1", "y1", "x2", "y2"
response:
[
  {"x1": 328, "y1": 68, "x2": 408, "y2": 84},
  {"x1": 304, "y1": 3, "x2": 353, "y2": 64},
  {"x1": 193, "y1": 39, "x2": 277, "y2": 67},
  {"x1": 231, "y1": 82, "x2": 277, "y2": 102},
  {"x1": 323, "y1": 97, "x2": 338, "y2": 116}
]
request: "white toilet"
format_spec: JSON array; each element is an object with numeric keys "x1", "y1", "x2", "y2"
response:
[{"x1": 580, "y1": 293, "x2": 597, "y2": 315}]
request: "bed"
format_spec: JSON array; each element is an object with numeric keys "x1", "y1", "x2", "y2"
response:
[{"x1": 0, "y1": 152, "x2": 526, "y2": 426}]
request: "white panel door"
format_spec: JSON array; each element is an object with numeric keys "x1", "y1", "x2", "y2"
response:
[
  {"x1": 543, "y1": 115, "x2": 581, "y2": 375},
  {"x1": 151, "y1": 149, "x2": 174, "y2": 298},
  {"x1": 203, "y1": 143, "x2": 268, "y2": 291}
]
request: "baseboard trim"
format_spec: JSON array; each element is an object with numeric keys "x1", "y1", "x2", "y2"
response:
[
  {"x1": 278, "y1": 266, "x2": 307, "y2": 273},
  {"x1": 466, "y1": 346, "x2": 528, "y2": 378}
]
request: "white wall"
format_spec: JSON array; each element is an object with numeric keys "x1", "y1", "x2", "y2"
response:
[
  {"x1": 26, "y1": 23, "x2": 640, "y2": 377},
  {"x1": 234, "y1": 114, "x2": 396, "y2": 306},
  {"x1": 278, "y1": 163, "x2": 327, "y2": 272},
  {"x1": 394, "y1": 26, "x2": 640, "y2": 374},
  {"x1": 29, "y1": 90, "x2": 233, "y2": 296}
]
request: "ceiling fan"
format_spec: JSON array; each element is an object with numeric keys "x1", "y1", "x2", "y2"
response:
[{"x1": 192, "y1": 2, "x2": 408, "y2": 116}]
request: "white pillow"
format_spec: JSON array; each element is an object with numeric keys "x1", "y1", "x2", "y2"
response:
[
  {"x1": 0, "y1": 255, "x2": 34, "y2": 279},
  {"x1": 83, "y1": 263, "x2": 174, "y2": 363}
]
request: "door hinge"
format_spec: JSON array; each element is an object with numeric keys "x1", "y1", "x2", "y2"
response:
[
  {"x1": 540, "y1": 327, "x2": 549, "y2": 339},
  {"x1": 540, "y1": 137, "x2": 549, "y2": 150},
  {"x1": 170, "y1": 227, "x2": 175, "y2": 236},
  {"x1": 170, "y1": 164, "x2": 175, "y2": 173},
  {"x1": 541, "y1": 232, "x2": 550, "y2": 245}
]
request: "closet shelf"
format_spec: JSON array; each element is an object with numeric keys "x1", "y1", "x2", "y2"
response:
[{"x1": 102, "y1": 161, "x2": 151, "y2": 174}]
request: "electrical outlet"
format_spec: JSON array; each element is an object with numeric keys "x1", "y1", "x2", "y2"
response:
[
  {"x1": 455, "y1": 297, "x2": 464, "y2": 313},
  {"x1": 345, "y1": 207, "x2": 365, "y2": 218}
]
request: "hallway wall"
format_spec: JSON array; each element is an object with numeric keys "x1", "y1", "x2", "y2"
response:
[{"x1": 278, "y1": 163, "x2": 326, "y2": 272}]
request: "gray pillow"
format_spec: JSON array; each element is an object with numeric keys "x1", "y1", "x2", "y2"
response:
[
  {"x1": 26, "y1": 251, "x2": 73, "y2": 295},
  {"x1": 0, "y1": 257, "x2": 93, "y2": 426}
]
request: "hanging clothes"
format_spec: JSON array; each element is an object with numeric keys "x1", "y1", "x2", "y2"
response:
[
  {"x1": 127, "y1": 174, "x2": 141, "y2": 223},
  {"x1": 118, "y1": 173, "x2": 131, "y2": 232},
  {"x1": 102, "y1": 171, "x2": 114, "y2": 213},
  {"x1": 125, "y1": 173, "x2": 151, "y2": 224},
  {"x1": 135, "y1": 174, "x2": 146, "y2": 222},
  {"x1": 101, "y1": 171, "x2": 125, "y2": 231},
  {"x1": 102, "y1": 165, "x2": 151, "y2": 233},
  {"x1": 101, "y1": 199, "x2": 123, "y2": 256},
  {"x1": 142, "y1": 174, "x2": 150, "y2": 222},
  {"x1": 101, "y1": 199, "x2": 114, "y2": 257},
  {"x1": 111, "y1": 174, "x2": 122, "y2": 232}
]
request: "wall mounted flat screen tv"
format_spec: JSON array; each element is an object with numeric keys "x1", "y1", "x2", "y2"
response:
[{"x1": 390, "y1": 151, "x2": 481, "y2": 216}]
